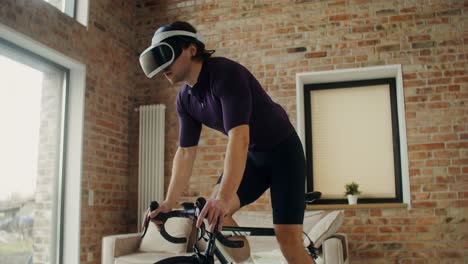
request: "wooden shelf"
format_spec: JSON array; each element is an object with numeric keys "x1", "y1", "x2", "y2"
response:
[{"x1": 306, "y1": 203, "x2": 408, "y2": 210}]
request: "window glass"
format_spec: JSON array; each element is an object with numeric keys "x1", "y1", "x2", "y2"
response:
[
  {"x1": 42, "y1": 0, "x2": 88, "y2": 27},
  {"x1": 303, "y1": 78, "x2": 404, "y2": 204},
  {"x1": 0, "y1": 39, "x2": 66, "y2": 264}
]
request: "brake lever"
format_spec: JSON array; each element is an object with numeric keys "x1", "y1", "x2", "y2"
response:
[
  {"x1": 194, "y1": 197, "x2": 245, "y2": 248},
  {"x1": 140, "y1": 216, "x2": 150, "y2": 238},
  {"x1": 141, "y1": 201, "x2": 160, "y2": 238}
]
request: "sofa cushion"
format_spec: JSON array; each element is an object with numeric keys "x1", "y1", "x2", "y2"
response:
[
  {"x1": 231, "y1": 210, "x2": 324, "y2": 253},
  {"x1": 139, "y1": 217, "x2": 193, "y2": 253},
  {"x1": 232, "y1": 210, "x2": 323, "y2": 229},
  {"x1": 246, "y1": 249, "x2": 326, "y2": 264},
  {"x1": 115, "y1": 252, "x2": 191, "y2": 264},
  {"x1": 304, "y1": 210, "x2": 344, "y2": 248},
  {"x1": 303, "y1": 210, "x2": 326, "y2": 232}
]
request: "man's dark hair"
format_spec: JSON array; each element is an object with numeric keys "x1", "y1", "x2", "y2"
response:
[{"x1": 166, "y1": 21, "x2": 215, "y2": 61}]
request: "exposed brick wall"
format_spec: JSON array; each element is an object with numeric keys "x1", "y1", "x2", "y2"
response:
[
  {"x1": 1, "y1": 0, "x2": 136, "y2": 263},
  {"x1": 134, "y1": 0, "x2": 467, "y2": 263},
  {"x1": 1, "y1": 0, "x2": 466, "y2": 263}
]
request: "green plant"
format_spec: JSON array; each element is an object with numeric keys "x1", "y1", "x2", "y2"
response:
[{"x1": 344, "y1": 182, "x2": 362, "y2": 196}]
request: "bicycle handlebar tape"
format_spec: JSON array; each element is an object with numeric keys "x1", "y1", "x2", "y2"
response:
[
  {"x1": 215, "y1": 232, "x2": 244, "y2": 248},
  {"x1": 195, "y1": 197, "x2": 206, "y2": 210},
  {"x1": 150, "y1": 201, "x2": 159, "y2": 211},
  {"x1": 159, "y1": 224, "x2": 188, "y2": 244},
  {"x1": 180, "y1": 202, "x2": 196, "y2": 210},
  {"x1": 148, "y1": 200, "x2": 188, "y2": 244}
]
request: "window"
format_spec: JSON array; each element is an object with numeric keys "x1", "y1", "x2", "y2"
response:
[
  {"x1": 296, "y1": 65, "x2": 411, "y2": 206},
  {"x1": 0, "y1": 38, "x2": 67, "y2": 264},
  {"x1": 0, "y1": 39, "x2": 64, "y2": 263},
  {"x1": 0, "y1": 23, "x2": 85, "y2": 264},
  {"x1": 42, "y1": 0, "x2": 89, "y2": 27}
]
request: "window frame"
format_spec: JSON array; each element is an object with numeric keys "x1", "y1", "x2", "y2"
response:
[
  {"x1": 296, "y1": 65, "x2": 411, "y2": 207},
  {"x1": 64, "y1": 0, "x2": 76, "y2": 18},
  {"x1": 43, "y1": 0, "x2": 89, "y2": 27},
  {"x1": 0, "y1": 36, "x2": 69, "y2": 264},
  {"x1": 0, "y1": 22, "x2": 86, "y2": 264},
  {"x1": 303, "y1": 78, "x2": 403, "y2": 204}
]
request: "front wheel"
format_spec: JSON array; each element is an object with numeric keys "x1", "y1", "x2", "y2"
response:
[{"x1": 154, "y1": 254, "x2": 212, "y2": 264}]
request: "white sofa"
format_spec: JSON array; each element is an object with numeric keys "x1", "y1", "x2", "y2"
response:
[{"x1": 102, "y1": 210, "x2": 349, "y2": 264}]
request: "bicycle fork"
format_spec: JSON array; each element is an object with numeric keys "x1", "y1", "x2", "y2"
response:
[
  {"x1": 205, "y1": 224, "x2": 223, "y2": 264},
  {"x1": 197, "y1": 224, "x2": 230, "y2": 264}
]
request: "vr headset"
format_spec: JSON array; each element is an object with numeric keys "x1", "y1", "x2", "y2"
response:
[{"x1": 139, "y1": 29, "x2": 204, "y2": 78}]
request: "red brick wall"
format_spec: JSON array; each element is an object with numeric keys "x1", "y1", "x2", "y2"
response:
[
  {"x1": 134, "y1": 0, "x2": 467, "y2": 263},
  {"x1": 1, "y1": 0, "x2": 466, "y2": 263},
  {"x1": 1, "y1": 0, "x2": 136, "y2": 263}
]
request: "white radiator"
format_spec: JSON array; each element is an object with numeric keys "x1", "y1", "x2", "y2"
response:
[{"x1": 137, "y1": 104, "x2": 166, "y2": 230}]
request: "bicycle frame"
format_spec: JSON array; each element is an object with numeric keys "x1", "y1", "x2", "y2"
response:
[{"x1": 142, "y1": 192, "x2": 321, "y2": 264}]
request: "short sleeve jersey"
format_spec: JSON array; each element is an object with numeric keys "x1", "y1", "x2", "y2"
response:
[{"x1": 176, "y1": 57, "x2": 294, "y2": 152}]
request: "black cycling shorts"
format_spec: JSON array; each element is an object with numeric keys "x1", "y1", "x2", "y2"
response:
[{"x1": 217, "y1": 132, "x2": 306, "y2": 224}]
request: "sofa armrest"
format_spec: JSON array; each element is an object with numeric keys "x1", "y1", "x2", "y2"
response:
[
  {"x1": 321, "y1": 233, "x2": 349, "y2": 264},
  {"x1": 102, "y1": 233, "x2": 141, "y2": 264}
]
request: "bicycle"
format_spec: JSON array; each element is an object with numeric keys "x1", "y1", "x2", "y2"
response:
[{"x1": 141, "y1": 192, "x2": 322, "y2": 264}]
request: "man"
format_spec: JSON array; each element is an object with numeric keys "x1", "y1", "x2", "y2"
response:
[{"x1": 140, "y1": 21, "x2": 313, "y2": 264}]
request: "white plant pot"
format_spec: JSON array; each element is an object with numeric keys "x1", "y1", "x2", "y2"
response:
[{"x1": 347, "y1": 194, "x2": 358, "y2": 205}]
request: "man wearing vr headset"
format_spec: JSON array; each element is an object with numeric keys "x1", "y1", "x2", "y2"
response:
[{"x1": 141, "y1": 21, "x2": 313, "y2": 264}]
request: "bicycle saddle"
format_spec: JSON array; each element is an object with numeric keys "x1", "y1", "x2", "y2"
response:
[{"x1": 305, "y1": 191, "x2": 322, "y2": 204}]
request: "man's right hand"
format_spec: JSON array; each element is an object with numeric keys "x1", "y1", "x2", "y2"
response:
[{"x1": 146, "y1": 200, "x2": 173, "y2": 228}]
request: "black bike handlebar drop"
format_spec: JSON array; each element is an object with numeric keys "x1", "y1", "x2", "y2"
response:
[
  {"x1": 142, "y1": 201, "x2": 196, "y2": 244},
  {"x1": 143, "y1": 197, "x2": 245, "y2": 249},
  {"x1": 151, "y1": 202, "x2": 187, "y2": 243},
  {"x1": 144, "y1": 191, "x2": 322, "y2": 250},
  {"x1": 148, "y1": 192, "x2": 323, "y2": 264}
]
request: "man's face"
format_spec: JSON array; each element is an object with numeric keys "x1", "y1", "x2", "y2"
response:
[{"x1": 162, "y1": 44, "x2": 195, "y2": 85}]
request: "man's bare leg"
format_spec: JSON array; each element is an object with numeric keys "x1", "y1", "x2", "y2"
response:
[{"x1": 275, "y1": 224, "x2": 315, "y2": 264}]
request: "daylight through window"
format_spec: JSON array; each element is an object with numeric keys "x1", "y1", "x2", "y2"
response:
[{"x1": 0, "y1": 39, "x2": 67, "y2": 264}]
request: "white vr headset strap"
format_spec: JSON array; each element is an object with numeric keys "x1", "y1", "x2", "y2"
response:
[{"x1": 151, "y1": 30, "x2": 204, "y2": 45}]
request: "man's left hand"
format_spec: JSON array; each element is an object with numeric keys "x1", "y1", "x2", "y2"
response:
[{"x1": 196, "y1": 198, "x2": 229, "y2": 232}]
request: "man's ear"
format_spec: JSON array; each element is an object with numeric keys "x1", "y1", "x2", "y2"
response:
[{"x1": 189, "y1": 43, "x2": 198, "y2": 57}]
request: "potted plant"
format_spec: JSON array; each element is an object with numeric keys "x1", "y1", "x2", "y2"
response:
[{"x1": 344, "y1": 182, "x2": 362, "y2": 204}]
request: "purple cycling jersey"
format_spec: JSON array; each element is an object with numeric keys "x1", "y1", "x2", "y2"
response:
[{"x1": 176, "y1": 57, "x2": 294, "y2": 151}]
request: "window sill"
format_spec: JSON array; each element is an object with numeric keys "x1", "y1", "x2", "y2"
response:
[{"x1": 306, "y1": 203, "x2": 408, "y2": 210}]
